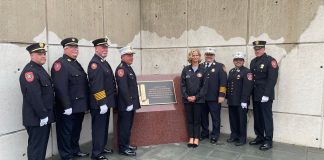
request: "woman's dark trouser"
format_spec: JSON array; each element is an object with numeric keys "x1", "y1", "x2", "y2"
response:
[{"x1": 184, "y1": 103, "x2": 202, "y2": 138}]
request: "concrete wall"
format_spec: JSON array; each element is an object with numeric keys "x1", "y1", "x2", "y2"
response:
[{"x1": 1, "y1": 0, "x2": 324, "y2": 159}]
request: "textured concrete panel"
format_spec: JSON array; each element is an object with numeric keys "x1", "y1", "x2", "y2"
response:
[
  {"x1": 104, "y1": 0, "x2": 141, "y2": 48},
  {"x1": 141, "y1": 48, "x2": 188, "y2": 75},
  {"x1": 274, "y1": 113, "x2": 322, "y2": 147},
  {"x1": 249, "y1": 0, "x2": 324, "y2": 44},
  {"x1": 322, "y1": 118, "x2": 324, "y2": 148},
  {"x1": 47, "y1": 0, "x2": 104, "y2": 45},
  {"x1": 0, "y1": 130, "x2": 53, "y2": 159},
  {"x1": 141, "y1": 0, "x2": 187, "y2": 48},
  {"x1": 188, "y1": 0, "x2": 248, "y2": 46},
  {"x1": 300, "y1": 5, "x2": 324, "y2": 42},
  {"x1": 0, "y1": 43, "x2": 50, "y2": 135},
  {"x1": 0, "y1": 0, "x2": 46, "y2": 43}
]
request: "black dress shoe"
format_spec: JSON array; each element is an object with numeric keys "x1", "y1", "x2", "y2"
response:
[
  {"x1": 210, "y1": 138, "x2": 217, "y2": 144},
  {"x1": 226, "y1": 138, "x2": 238, "y2": 143},
  {"x1": 103, "y1": 148, "x2": 113, "y2": 154},
  {"x1": 235, "y1": 141, "x2": 246, "y2": 146},
  {"x1": 259, "y1": 143, "x2": 272, "y2": 151},
  {"x1": 93, "y1": 155, "x2": 108, "y2": 160},
  {"x1": 128, "y1": 145, "x2": 137, "y2": 151},
  {"x1": 192, "y1": 143, "x2": 199, "y2": 148},
  {"x1": 119, "y1": 149, "x2": 136, "y2": 156},
  {"x1": 249, "y1": 139, "x2": 264, "y2": 145},
  {"x1": 187, "y1": 143, "x2": 193, "y2": 148},
  {"x1": 73, "y1": 151, "x2": 89, "y2": 157}
]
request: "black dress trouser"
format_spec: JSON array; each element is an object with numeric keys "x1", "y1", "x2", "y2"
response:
[
  {"x1": 228, "y1": 105, "x2": 248, "y2": 143},
  {"x1": 184, "y1": 103, "x2": 202, "y2": 138},
  {"x1": 91, "y1": 109, "x2": 110, "y2": 158},
  {"x1": 252, "y1": 100, "x2": 273, "y2": 144},
  {"x1": 118, "y1": 110, "x2": 135, "y2": 151},
  {"x1": 26, "y1": 125, "x2": 51, "y2": 160},
  {"x1": 56, "y1": 112, "x2": 85, "y2": 160}
]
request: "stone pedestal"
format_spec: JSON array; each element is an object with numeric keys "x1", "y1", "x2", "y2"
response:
[{"x1": 113, "y1": 74, "x2": 187, "y2": 149}]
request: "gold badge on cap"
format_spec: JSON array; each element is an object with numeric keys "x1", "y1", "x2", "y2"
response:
[
  {"x1": 39, "y1": 43, "x2": 44, "y2": 48},
  {"x1": 256, "y1": 41, "x2": 259, "y2": 45},
  {"x1": 72, "y1": 38, "x2": 75, "y2": 42}
]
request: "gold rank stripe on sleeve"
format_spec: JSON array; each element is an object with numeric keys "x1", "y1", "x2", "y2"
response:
[
  {"x1": 94, "y1": 90, "x2": 106, "y2": 101},
  {"x1": 219, "y1": 87, "x2": 226, "y2": 94}
]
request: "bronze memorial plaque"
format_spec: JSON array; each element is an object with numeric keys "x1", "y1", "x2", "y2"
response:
[{"x1": 137, "y1": 80, "x2": 177, "y2": 106}]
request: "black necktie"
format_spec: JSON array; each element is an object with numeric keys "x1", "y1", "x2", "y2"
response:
[{"x1": 206, "y1": 63, "x2": 210, "y2": 68}]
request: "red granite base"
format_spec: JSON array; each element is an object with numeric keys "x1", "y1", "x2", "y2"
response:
[{"x1": 113, "y1": 74, "x2": 188, "y2": 149}]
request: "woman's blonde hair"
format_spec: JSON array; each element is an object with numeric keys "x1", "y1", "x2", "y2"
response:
[{"x1": 187, "y1": 49, "x2": 202, "y2": 63}]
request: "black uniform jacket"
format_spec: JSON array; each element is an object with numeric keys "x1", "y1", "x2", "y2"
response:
[
  {"x1": 51, "y1": 54, "x2": 89, "y2": 113},
  {"x1": 226, "y1": 66, "x2": 253, "y2": 106},
  {"x1": 20, "y1": 61, "x2": 55, "y2": 126},
  {"x1": 202, "y1": 61, "x2": 227, "y2": 102},
  {"x1": 88, "y1": 54, "x2": 117, "y2": 109},
  {"x1": 181, "y1": 64, "x2": 207, "y2": 103},
  {"x1": 250, "y1": 53, "x2": 279, "y2": 101},
  {"x1": 115, "y1": 61, "x2": 141, "y2": 111}
]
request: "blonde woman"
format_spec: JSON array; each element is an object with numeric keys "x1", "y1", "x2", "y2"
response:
[{"x1": 180, "y1": 49, "x2": 208, "y2": 148}]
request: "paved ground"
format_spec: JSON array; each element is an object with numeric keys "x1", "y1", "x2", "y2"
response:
[{"x1": 48, "y1": 134, "x2": 324, "y2": 160}]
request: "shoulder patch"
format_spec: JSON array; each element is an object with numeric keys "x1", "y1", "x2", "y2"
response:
[
  {"x1": 25, "y1": 72, "x2": 34, "y2": 83},
  {"x1": 117, "y1": 69, "x2": 124, "y2": 77},
  {"x1": 247, "y1": 73, "x2": 253, "y2": 81},
  {"x1": 271, "y1": 60, "x2": 278, "y2": 68},
  {"x1": 91, "y1": 63, "x2": 97, "y2": 70},
  {"x1": 53, "y1": 61, "x2": 62, "y2": 72}
]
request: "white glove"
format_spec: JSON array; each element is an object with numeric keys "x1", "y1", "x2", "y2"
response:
[
  {"x1": 40, "y1": 117, "x2": 48, "y2": 126},
  {"x1": 63, "y1": 108, "x2": 72, "y2": 115},
  {"x1": 126, "y1": 105, "x2": 134, "y2": 111},
  {"x1": 261, "y1": 96, "x2": 269, "y2": 103},
  {"x1": 241, "y1": 103, "x2": 247, "y2": 109},
  {"x1": 100, "y1": 104, "x2": 108, "y2": 114}
]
